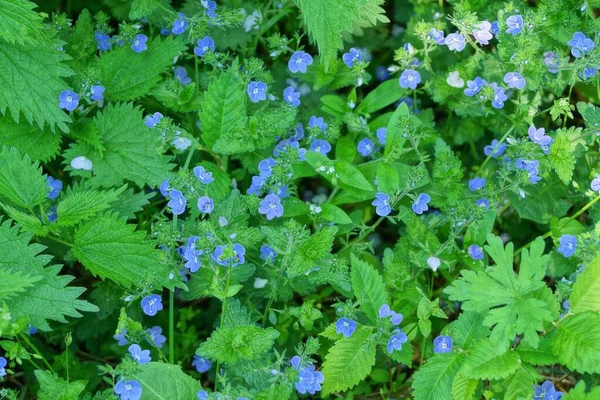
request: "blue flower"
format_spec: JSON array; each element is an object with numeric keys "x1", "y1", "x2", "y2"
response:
[
  {"x1": 342, "y1": 48, "x2": 362, "y2": 67},
  {"x1": 579, "y1": 65, "x2": 597, "y2": 80},
  {"x1": 0, "y1": 356, "x2": 7, "y2": 378},
  {"x1": 202, "y1": 0, "x2": 217, "y2": 18},
  {"x1": 483, "y1": 139, "x2": 506, "y2": 158},
  {"x1": 544, "y1": 51, "x2": 560, "y2": 73},
  {"x1": 91, "y1": 85, "x2": 105, "y2": 101},
  {"x1": 258, "y1": 158, "x2": 276, "y2": 178},
  {"x1": 473, "y1": 21, "x2": 493, "y2": 45},
  {"x1": 145, "y1": 112, "x2": 163, "y2": 128},
  {"x1": 114, "y1": 329, "x2": 128, "y2": 346},
  {"x1": 568, "y1": 32, "x2": 594, "y2": 58},
  {"x1": 29, "y1": 325, "x2": 37, "y2": 335},
  {"x1": 468, "y1": 244, "x2": 484, "y2": 260},
  {"x1": 197, "y1": 390, "x2": 208, "y2": 400},
  {"x1": 533, "y1": 380, "x2": 564, "y2": 400},
  {"x1": 516, "y1": 158, "x2": 542, "y2": 184},
  {"x1": 212, "y1": 244, "x2": 246, "y2": 267},
  {"x1": 292, "y1": 357, "x2": 324, "y2": 395},
  {"x1": 357, "y1": 138, "x2": 374, "y2": 156},
  {"x1": 386, "y1": 329, "x2": 408, "y2": 354},
  {"x1": 167, "y1": 189, "x2": 187, "y2": 215},
  {"x1": 468, "y1": 177, "x2": 486, "y2": 192},
  {"x1": 284, "y1": 86, "x2": 301, "y2": 107},
  {"x1": 247, "y1": 175, "x2": 266, "y2": 195},
  {"x1": 145, "y1": 326, "x2": 166, "y2": 348},
  {"x1": 174, "y1": 67, "x2": 192, "y2": 85},
  {"x1": 59, "y1": 90, "x2": 79, "y2": 112},
  {"x1": 464, "y1": 77, "x2": 487, "y2": 97},
  {"x1": 141, "y1": 294, "x2": 163, "y2": 316},
  {"x1": 433, "y1": 335, "x2": 453, "y2": 353},
  {"x1": 46, "y1": 206, "x2": 58, "y2": 222},
  {"x1": 591, "y1": 175, "x2": 600, "y2": 192},
  {"x1": 560, "y1": 300, "x2": 570, "y2": 318},
  {"x1": 259, "y1": 193, "x2": 284, "y2": 220},
  {"x1": 172, "y1": 12, "x2": 189, "y2": 35},
  {"x1": 197, "y1": 196, "x2": 214, "y2": 214},
  {"x1": 192, "y1": 354, "x2": 212, "y2": 373},
  {"x1": 557, "y1": 235, "x2": 577, "y2": 258},
  {"x1": 309, "y1": 116, "x2": 327, "y2": 131},
  {"x1": 248, "y1": 81, "x2": 267, "y2": 103},
  {"x1": 504, "y1": 72, "x2": 526, "y2": 90},
  {"x1": 194, "y1": 36, "x2": 215, "y2": 57},
  {"x1": 476, "y1": 198, "x2": 490, "y2": 209},
  {"x1": 428, "y1": 28, "x2": 445, "y2": 45},
  {"x1": 114, "y1": 379, "x2": 142, "y2": 400},
  {"x1": 376, "y1": 65, "x2": 390, "y2": 81},
  {"x1": 399, "y1": 69, "x2": 421, "y2": 89},
  {"x1": 372, "y1": 192, "x2": 391, "y2": 217},
  {"x1": 378, "y1": 304, "x2": 393, "y2": 318},
  {"x1": 444, "y1": 33, "x2": 465, "y2": 51},
  {"x1": 412, "y1": 193, "x2": 431, "y2": 215},
  {"x1": 131, "y1": 34, "x2": 148, "y2": 53},
  {"x1": 183, "y1": 247, "x2": 203, "y2": 272},
  {"x1": 528, "y1": 125, "x2": 553, "y2": 149},
  {"x1": 376, "y1": 127, "x2": 387, "y2": 145},
  {"x1": 490, "y1": 21, "x2": 500, "y2": 34},
  {"x1": 193, "y1": 166, "x2": 214, "y2": 184},
  {"x1": 260, "y1": 244, "x2": 277, "y2": 261},
  {"x1": 128, "y1": 344, "x2": 151, "y2": 364},
  {"x1": 291, "y1": 123, "x2": 305, "y2": 141},
  {"x1": 491, "y1": 83, "x2": 508, "y2": 109},
  {"x1": 506, "y1": 15, "x2": 523, "y2": 35},
  {"x1": 309, "y1": 139, "x2": 331, "y2": 156},
  {"x1": 159, "y1": 180, "x2": 170, "y2": 197},
  {"x1": 46, "y1": 176, "x2": 63, "y2": 199},
  {"x1": 95, "y1": 31, "x2": 111, "y2": 51},
  {"x1": 289, "y1": 51, "x2": 313, "y2": 73},
  {"x1": 335, "y1": 318, "x2": 357, "y2": 337}
]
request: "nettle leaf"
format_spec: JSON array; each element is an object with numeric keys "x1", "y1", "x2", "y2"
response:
[
  {"x1": 63, "y1": 102, "x2": 174, "y2": 188},
  {"x1": 129, "y1": 0, "x2": 162, "y2": 19},
  {"x1": 549, "y1": 129, "x2": 576, "y2": 184},
  {"x1": 98, "y1": 36, "x2": 185, "y2": 101},
  {"x1": 289, "y1": 226, "x2": 337, "y2": 276},
  {"x1": 0, "y1": 268, "x2": 42, "y2": 300},
  {"x1": 445, "y1": 235, "x2": 555, "y2": 350},
  {"x1": 0, "y1": 35, "x2": 73, "y2": 132},
  {"x1": 56, "y1": 185, "x2": 127, "y2": 227},
  {"x1": 133, "y1": 362, "x2": 201, "y2": 400},
  {"x1": 506, "y1": 181, "x2": 571, "y2": 224},
  {"x1": 0, "y1": 0, "x2": 43, "y2": 45},
  {"x1": 0, "y1": 146, "x2": 49, "y2": 209},
  {"x1": 198, "y1": 325, "x2": 280, "y2": 364},
  {"x1": 502, "y1": 364, "x2": 542, "y2": 400},
  {"x1": 0, "y1": 116, "x2": 62, "y2": 162},
  {"x1": 35, "y1": 370, "x2": 87, "y2": 400},
  {"x1": 552, "y1": 312, "x2": 600, "y2": 374},
  {"x1": 109, "y1": 188, "x2": 155, "y2": 220},
  {"x1": 73, "y1": 214, "x2": 174, "y2": 290},
  {"x1": 461, "y1": 339, "x2": 520, "y2": 380},
  {"x1": 0, "y1": 219, "x2": 98, "y2": 330},
  {"x1": 411, "y1": 353, "x2": 465, "y2": 400},
  {"x1": 350, "y1": 254, "x2": 387, "y2": 322},
  {"x1": 322, "y1": 326, "x2": 376, "y2": 394},
  {"x1": 0, "y1": 203, "x2": 49, "y2": 236},
  {"x1": 569, "y1": 253, "x2": 600, "y2": 314}
]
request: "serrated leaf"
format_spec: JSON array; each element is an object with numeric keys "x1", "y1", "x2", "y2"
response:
[
  {"x1": 198, "y1": 325, "x2": 280, "y2": 364},
  {"x1": 549, "y1": 130, "x2": 575, "y2": 184},
  {"x1": 552, "y1": 311, "x2": 600, "y2": 374},
  {"x1": 462, "y1": 339, "x2": 520, "y2": 380},
  {"x1": 0, "y1": 146, "x2": 49, "y2": 209},
  {"x1": 451, "y1": 372, "x2": 478, "y2": 400},
  {"x1": 130, "y1": 0, "x2": 162, "y2": 19},
  {"x1": 350, "y1": 254, "x2": 387, "y2": 322},
  {"x1": 412, "y1": 353, "x2": 465, "y2": 400},
  {"x1": 133, "y1": 362, "x2": 201, "y2": 400},
  {"x1": 109, "y1": 188, "x2": 155, "y2": 220},
  {"x1": 73, "y1": 214, "x2": 174, "y2": 290},
  {"x1": 289, "y1": 226, "x2": 337, "y2": 276},
  {"x1": 0, "y1": 203, "x2": 49, "y2": 236},
  {"x1": 503, "y1": 364, "x2": 541, "y2": 400},
  {"x1": 0, "y1": 116, "x2": 62, "y2": 162},
  {"x1": 0, "y1": 0, "x2": 43, "y2": 45},
  {"x1": 569, "y1": 254, "x2": 600, "y2": 314},
  {"x1": 35, "y1": 370, "x2": 87, "y2": 400},
  {"x1": 450, "y1": 311, "x2": 490, "y2": 350},
  {"x1": 322, "y1": 326, "x2": 376, "y2": 394},
  {"x1": 563, "y1": 381, "x2": 600, "y2": 400},
  {"x1": 0, "y1": 267, "x2": 42, "y2": 300},
  {"x1": 56, "y1": 186, "x2": 127, "y2": 227},
  {"x1": 517, "y1": 335, "x2": 556, "y2": 366}
]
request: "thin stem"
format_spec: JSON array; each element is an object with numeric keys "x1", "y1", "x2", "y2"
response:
[
  {"x1": 169, "y1": 214, "x2": 178, "y2": 364},
  {"x1": 19, "y1": 334, "x2": 55, "y2": 374},
  {"x1": 214, "y1": 262, "x2": 233, "y2": 391},
  {"x1": 46, "y1": 235, "x2": 74, "y2": 247}
]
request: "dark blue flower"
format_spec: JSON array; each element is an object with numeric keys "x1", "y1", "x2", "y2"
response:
[
  {"x1": 145, "y1": 112, "x2": 163, "y2": 128},
  {"x1": 260, "y1": 244, "x2": 277, "y2": 261},
  {"x1": 46, "y1": 206, "x2": 58, "y2": 223},
  {"x1": 95, "y1": 31, "x2": 111, "y2": 51},
  {"x1": 59, "y1": 90, "x2": 79, "y2": 112},
  {"x1": 357, "y1": 138, "x2": 374, "y2": 156},
  {"x1": 468, "y1": 177, "x2": 486, "y2": 192},
  {"x1": 468, "y1": 244, "x2": 484, "y2": 260},
  {"x1": 46, "y1": 176, "x2": 63, "y2": 199},
  {"x1": 309, "y1": 139, "x2": 331, "y2": 155},
  {"x1": 145, "y1": 326, "x2": 166, "y2": 348},
  {"x1": 579, "y1": 65, "x2": 597, "y2": 80},
  {"x1": 29, "y1": 325, "x2": 37, "y2": 335},
  {"x1": 342, "y1": 48, "x2": 362, "y2": 67},
  {"x1": 506, "y1": 15, "x2": 523, "y2": 35},
  {"x1": 247, "y1": 175, "x2": 266, "y2": 195},
  {"x1": 284, "y1": 86, "x2": 301, "y2": 107},
  {"x1": 167, "y1": 189, "x2": 187, "y2": 215},
  {"x1": 193, "y1": 166, "x2": 214, "y2": 184},
  {"x1": 131, "y1": 34, "x2": 148, "y2": 53},
  {"x1": 91, "y1": 85, "x2": 105, "y2": 101},
  {"x1": 399, "y1": 69, "x2": 421, "y2": 89},
  {"x1": 211, "y1": 244, "x2": 246, "y2": 267},
  {"x1": 197, "y1": 196, "x2": 214, "y2": 214},
  {"x1": 386, "y1": 329, "x2": 408, "y2": 354},
  {"x1": 192, "y1": 354, "x2": 212, "y2": 373},
  {"x1": 372, "y1": 193, "x2": 391, "y2": 217},
  {"x1": 533, "y1": 380, "x2": 564, "y2": 400},
  {"x1": 557, "y1": 235, "x2": 577, "y2": 258},
  {"x1": 129, "y1": 344, "x2": 151, "y2": 364},
  {"x1": 259, "y1": 193, "x2": 284, "y2": 220},
  {"x1": 309, "y1": 116, "x2": 327, "y2": 131},
  {"x1": 464, "y1": 77, "x2": 487, "y2": 97},
  {"x1": 476, "y1": 198, "x2": 490, "y2": 209},
  {"x1": 114, "y1": 379, "x2": 142, "y2": 400},
  {"x1": 504, "y1": 72, "x2": 526, "y2": 90},
  {"x1": 376, "y1": 127, "x2": 387, "y2": 145},
  {"x1": 445, "y1": 33, "x2": 465, "y2": 51},
  {"x1": 202, "y1": 0, "x2": 217, "y2": 18},
  {"x1": 483, "y1": 139, "x2": 506, "y2": 158},
  {"x1": 490, "y1": 21, "x2": 500, "y2": 34},
  {"x1": 141, "y1": 294, "x2": 163, "y2": 316},
  {"x1": 376, "y1": 65, "x2": 390, "y2": 81},
  {"x1": 174, "y1": 67, "x2": 192, "y2": 85},
  {"x1": 568, "y1": 32, "x2": 594, "y2": 58},
  {"x1": 0, "y1": 356, "x2": 6, "y2": 378},
  {"x1": 289, "y1": 51, "x2": 313, "y2": 73},
  {"x1": 412, "y1": 193, "x2": 431, "y2": 215},
  {"x1": 248, "y1": 81, "x2": 267, "y2": 103},
  {"x1": 194, "y1": 36, "x2": 215, "y2": 57},
  {"x1": 172, "y1": 13, "x2": 189, "y2": 35},
  {"x1": 335, "y1": 317, "x2": 357, "y2": 337},
  {"x1": 433, "y1": 335, "x2": 453, "y2": 353}
]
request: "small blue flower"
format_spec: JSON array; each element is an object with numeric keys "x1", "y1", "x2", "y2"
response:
[
  {"x1": 335, "y1": 318, "x2": 357, "y2": 337},
  {"x1": 211, "y1": 244, "x2": 246, "y2": 267},
  {"x1": 91, "y1": 85, "x2": 105, "y2": 101},
  {"x1": 260, "y1": 244, "x2": 277, "y2": 261},
  {"x1": 568, "y1": 32, "x2": 594, "y2": 58},
  {"x1": 591, "y1": 175, "x2": 600, "y2": 192},
  {"x1": 193, "y1": 166, "x2": 214, "y2": 184},
  {"x1": 0, "y1": 356, "x2": 7, "y2": 378},
  {"x1": 115, "y1": 380, "x2": 142, "y2": 400},
  {"x1": 141, "y1": 294, "x2": 163, "y2": 316},
  {"x1": 293, "y1": 361, "x2": 324, "y2": 395},
  {"x1": 376, "y1": 65, "x2": 390, "y2": 81},
  {"x1": 528, "y1": 125, "x2": 552, "y2": 149},
  {"x1": 468, "y1": 177, "x2": 486, "y2": 192},
  {"x1": 283, "y1": 86, "x2": 301, "y2": 107},
  {"x1": 167, "y1": 189, "x2": 187, "y2": 215},
  {"x1": 533, "y1": 380, "x2": 564, "y2": 400},
  {"x1": 309, "y1": 116, "x2": 327, "y2": 131},
  {"x1": 159, "y1": 180, "x2": 170, "y2": 197},
  {"x1": 473, "y1": 21, "x2": 493, "y2": 45},
  {"x1": 357, "y1": 138, "x2": 374, "y2": 156},
  {"x1": 197, "y1": 196, "x2": 214, "y2": 214},
  {"x1": 483, "y1": 139, "x2": 506, "y2": 158},
  {"x1": 390, "y1": 313, "x2": 403, "y2": 326},
  {"x1": 192, "y1": 354, "x2": 212, "y2": 373},
  {"x1": 59, "y1": 90, "x2": 79, "y2": 112},
  {"x1": 506, "y1": 15, "x2": 523, "y2": 35},
  {"x1": 378, "y1": 304, "x2": 393, "y2": 318},
  {"x1": 412, "y1": 193, "x2": 431, "y2": 215},
  {"x1": 145, "y1": 112, "x2": 163, "y2": 128},
  {"x1": 468, "y1": 244, "x2": 484, "y2": 260},
  {"x1": 248, "y1": 81, "x2": 267, "y2": 103},
  {"x1": 309, "y1": 139, "x2": 331, "y2": 156},
  {"x1": 399, "y1": 69, "x2": 421, "y2": 90},
  {"x1": 579, "y1": 65, "x2": 597, "y2": 80},
  {"x1": 560, "y1": 300, "x2": 570, "y2": 318},
  {"x1": 372, "y1": 192, "x2": 391, "y2": 217},
  {"x1": 258, "y1": 158, "x2": 276, "y2": 178},
  {"x1": 128, "y1": 344, "x2": 151, "y2": 364},
  {"x1": 504, "y1": 72, "x2": 526, "y2": 90},
  {"x1": 291, "y1": 123, "x2": 305, "y2": 141},
  {"x1": 194, "y1": 36, "x2": 215, "y2": 57},
  {"x1": 428, "y1": 28, "x2": 445, "y2": 45},
  {"x1": 172, "y1": 13, "x2": 189, "y2": 35},
  {"x1": 476, "y1": 198, "x2": 490, "y2": 209},
  {"x1": 444, "y1": 33, "x2": 465, "y2": 51},
  {"x1": 433, "y1": 335, "x2": 453, "y2": 353},
  {"x1": 490, "y1": 21, "x2": 500, "y2": 34},
  {"x1": 47, "y1": 176, "x2": 63, "y2": 199},
  {"x1": 491, "y1": 82, "x2": 508, "y2": 109},
  {"x1": 557, "y1": 235, "x2": 577, "y2": 258},
  {"x1": 342, "y1": 48, "x2": 362, "y2": 67},
  {"x1": 114, "y1": 329, "x2": 128, "y2": 346},
  {"x1": 516, "y1": 158, "x2": 542, "y2": 184},
  {"x1": 145, "y1": 326, "x2": 166, "y2": 348},
  {"x1": 247, "y1": 175, "x2": 266, "y2": 195},
  {"x1": 376, "y1": 127, "x2": 387, "y2": 145},
  {"x1": 464, "y1": 77, "x2": 487, "y2": 97},
  {"x1": 543, "y1": 51, "x2": 560, "y2": 73},
  {"x1": 386, "y1": 329, "x2": 408, "y2": 354},
  {"x1": 131, "y1": 34, "x2": 148, "y2": 53},
  {"x1": 289, "y1": 51, "x2": 313, "y2": 73},
  {"x1": 197, "y1": 390, "x2": 208, "y2": 400},
  {"x1": 259, "y1": 193, "x2": 284, "y2": 220},
  {"x1": 46, "y1": 206, "x2": 58, "y2": 222},
  {"x1": 95, "y1": 31, "x2": 111, "y2": 51},
  {"x1": 174, "y1": 67, "x2": 192, "y2": 85},
  {"x1": 183, "y1": 247, "x2": 203, "y2": 272},
  {"x1": 29, "y1": 325, "x2": 37, "y2": 335}
]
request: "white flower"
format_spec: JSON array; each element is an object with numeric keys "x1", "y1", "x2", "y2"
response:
[
  {"x1": 171, "y1": 137, "x2": 192, "y2": 151},
  {"x1": 427, "y1": 256, "x2": 441, "y2": 272},
  {"x1": 71, "y1": 156, "x2": 93, "y2": 170},
  {"x1": 473, "y1": 21, "x2": 493, "y2": 45},
  {"x1": 446, "y1": 71, "x2": 465, "y2": 88},
  {"x1": 253, "y1": 277, "x2": 268, "y2": 289},
  {"x1": 244, "y1": 10, "x2": 262, "y2": 32}
]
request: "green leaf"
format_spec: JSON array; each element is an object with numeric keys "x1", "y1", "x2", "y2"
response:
[
  {"x1": 451, "y1": 372, "x2": 478, "y2": 400},
  {"x1": 569, "y1": 254, "x2": 600, "y2": 314},
  {"x1": 552, "y1": 312, "x2": 600, "y2": 374},
  {"x1": 563, "y1": 381, "x2": 600, "y2": 400},
  {"x1": 502, "y1": 364, "x2": 541, "y2": 400},
  {"x1": 0, "y1": 36, "x2": 73, "y2": 132},
  {"x1": 350, "y1": 254, "x2": 387, "y2": 322},
  {"x1": 335, "y1": 160, "x2": 373, "y2": 193},
  {"x1": 289, "y1": 226, "x2": 337, "y2": 276},
  {"x1": 462, "y1": 339, "x2": 520, "y2": 380},
  {"x1": 98, "y1": 36, "x2": 186, "y2": 101},
  {"x1": 56, "y1": 186, "x2": 127, "y2": 227},
  {"x1": 357, "y1": 79, "x2": 406, "y2": 114},
  {"x1": 0, "y1": 116, "x2": 62, "y2": 162},
  {"x1": 198, "y1": 325, "x2": 280, "y2": 364},
  {"x1": 109, "y1": 188, "x2": 155, "y2": 220},
  {"x1": 517, "y1": 335, "x2": 556, "y2": 366},
  {"x1": 0, "y1": 203, "x2": 49, "y2": 236},
  {"x1": 133, "y1": 362, "x2": 201, "y2": 400},
  {"x1": 450, "y1": 311, "x2": 490, "y2": 350},
  {"x1": 0, "y1": 0, "x2": 43, "y2": 45},
  {"x1": 377, "y1": 163, "x2": 400, "y2": 194},
  {"x1": 549, "y1": 130, "x2": 575, "y2": 184},
  {"x1": 129, "y1": 0, "x2": 161, "y2": 19},
  {"x1": 322, "y1": 326, "x2": 376, "y2": 394},
  {"x1": 384, "y1": 102, "x2": 416, "y2": 156},
  {"x1": 199, "y1": 68, "x2": 247, "y2": 151},
  {"x1": 320, "y1": 204, "x2": 352, "y2": 224},
  {"x1": 507, "y1": 180, "x2": 571, "y2": 224},
  {"x1": 0, "y1": 146, "x2": 48, "y2": 209},
  {"x1": 73, "y1": 214, "x2": 174, "y2": 290},
  {"x1": 412, "y1": 353, "x2": 465, "y2": 400},
  {"x1": 0, "y1": 267, "x2": 42, "y2": 300},
  {"x1": 35, "y1": 370, "x2": 87, "y2": 400}
]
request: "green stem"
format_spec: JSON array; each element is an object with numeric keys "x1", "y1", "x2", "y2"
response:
[
  {"x1": 169, "y1": 214, "x2": 178, "y2": 364},
  {"x1": 214, "y1": 262, "x2": 233, "y2": 391},
  {"x1": 46, "y1": 235, "x2": 74, "y2": 247},
  {"x1": 20, "y1": 334, "x2": 55, "y2": 374}
]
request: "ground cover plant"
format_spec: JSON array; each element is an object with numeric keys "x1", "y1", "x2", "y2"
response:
[{"x1": 0, "y1": 0, "x2": 600, "y2": 398}]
